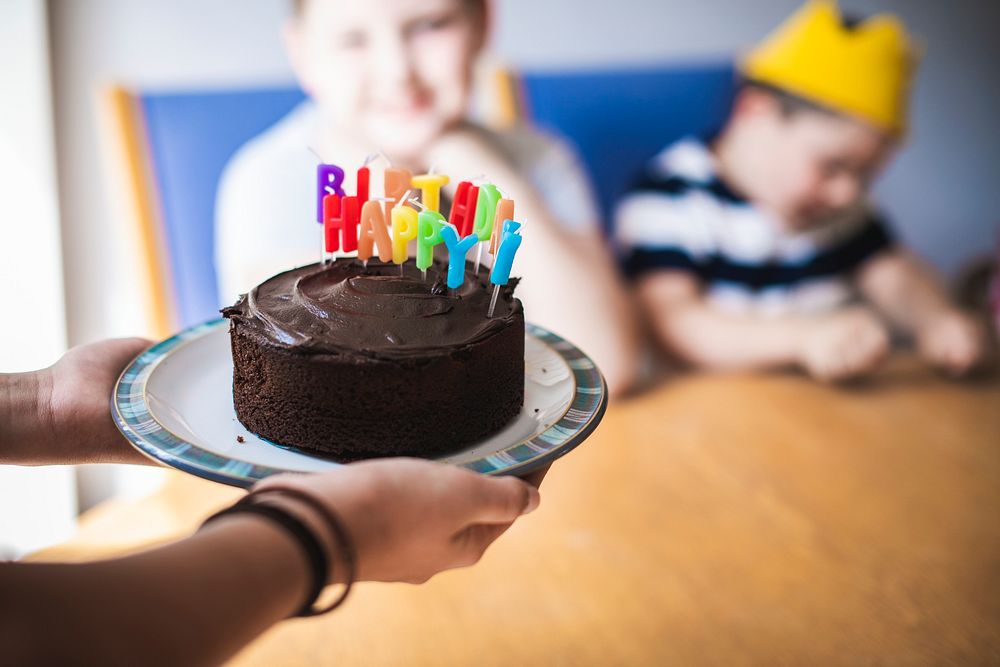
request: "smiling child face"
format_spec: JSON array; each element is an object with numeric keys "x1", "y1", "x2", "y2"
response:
[{"x1": 287, "y1": 0, "x2": 486, "y2": 161}]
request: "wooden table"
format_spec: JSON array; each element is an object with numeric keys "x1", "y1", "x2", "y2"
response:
[{"x1": 33, "y1": 358, "x2": 1000, "y2": 665}]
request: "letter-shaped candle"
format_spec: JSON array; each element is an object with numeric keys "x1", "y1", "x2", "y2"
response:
[
  {"x1": 440, "y1": 225, "x2": 479, "y2": 289},
  {"x1": 323, "y1": 194, "x2": 360, "y2": 253},
  {"x1": 357, "y1": 200, "x2": 392, "y2": 262},
  {"x1": 487, "y1": 220, "x2": 523, "y2": 318},
  {"x1": 449, "y1": 181, "x2": 479, "y2": 237},
  {"x1": 416, "y1": 210, "x2": 446, "y2": 271},
  {"x1": 383, "y1": 167, "x2": 412, "y2": 220},
  {"x1": 471, "y1": 183, "x2": 501, "y2": 241},
  {"x1": 316, "y1": 164, "x2": 345, "y2": 223},
  {"x1": 356, "y1": 164, "x2": 370, "y2": 203},
  {"x1": 391, "y1": 204, "x2": 418, "y2": 265},
  {"x1": 411, "y1": 172, "x2": 450, "y2": 213},
  {"x1": 490, "y1": 220, "x2": 522, "y2": 285},
  {"x1": 489, "y1": 198, "x2": 515, "y2": 255}
]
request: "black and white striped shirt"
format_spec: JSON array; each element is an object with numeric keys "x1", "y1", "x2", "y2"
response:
[{"x1": 615, "y1": 138, "x2": 894, "y2": 316}]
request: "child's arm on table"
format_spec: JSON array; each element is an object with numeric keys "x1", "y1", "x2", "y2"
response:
[
  {"x1": 855, "y1": 249, "x2": 989, "y2": 375},
  {"x1": 637, "y1": 270, "x2": 890, "y2": 381},
  {"x1": 427, "y1": 125, "x2": 640, "y2": 397}
]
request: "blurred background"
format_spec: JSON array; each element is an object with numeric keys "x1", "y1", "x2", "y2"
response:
[{"x1": 1, "y1": 0, "x2": 998, "y2": 556}]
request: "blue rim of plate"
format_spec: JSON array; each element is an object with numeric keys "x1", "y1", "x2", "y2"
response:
[{"x1": 112, "y1": 318, "x2": 607, "y2": 488}]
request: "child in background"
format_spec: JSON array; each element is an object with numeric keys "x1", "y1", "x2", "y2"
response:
[
  {"x1": 216, "y1": 0, "x2": 638, "y2": 396},
  {"x1": 616, "y1": 0, "x2": 989, "y2": 382}
]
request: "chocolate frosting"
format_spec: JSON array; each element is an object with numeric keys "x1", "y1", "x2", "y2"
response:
[{"x1": 222, "y1": 259, "x2": 521, "y2": 360}]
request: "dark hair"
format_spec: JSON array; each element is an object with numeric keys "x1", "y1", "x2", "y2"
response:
[{"x1": 738, "y1": 78, "x2": 839, "y2": 119}]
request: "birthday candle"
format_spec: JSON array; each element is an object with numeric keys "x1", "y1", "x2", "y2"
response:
[
  {"x1": 489, "y1": 199, "x2": 515, "y2": 255},
  {"x1": 411, "y1": 172, "x2": 450, "y2": 213},
  {"x1": 391, "y1": 201, "x2": 418, "y2": 265},
  {"x1": 471, "y1": 183, "x2": 501, "y2": 274},
  {"x1": 384, "y1": 167, "x2": 412, "y2": 221},
  {"x1": 440, "y1": 225, "x2": 479, "y2": 289},
  {"x1": 471, "y1": 183, "x2": 501, "y2": 241},
  {"x1": 357, "y1": 200, "x2": 392, "y2": 262},
  {"x1": 357, "y1": 164, "x2": 370, "y2": 203},
  {"x1": 316, "y1": 164, "x2": 345, "y2": 223},
  {"x1": 487, "y1": 219, "x2": 523, "y2": 318},
  {"x1": 416, "y1": 210, "x2": 446, "y2": 272},
  {"x1": 323, "y1": 194, "x2": 360, "y2": 253},
  {"x1": 490, "y1": 220, "x2": 522, "y2": 284},
  {"x1": 449, "y1": 181, "x2": 480, "y2": 237}
]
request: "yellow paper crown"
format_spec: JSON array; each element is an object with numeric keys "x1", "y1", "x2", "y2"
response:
[{"x1": 741, "y1": 0, "x2": 917, "y2": 135}]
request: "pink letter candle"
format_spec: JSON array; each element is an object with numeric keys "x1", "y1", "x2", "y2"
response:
[{"x1": 489, "y1": 198, "x2": 515, "y2": 255}]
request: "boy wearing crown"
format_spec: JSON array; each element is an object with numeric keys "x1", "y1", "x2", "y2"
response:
[{"x1": 616, "y1": 0, "x2": 989, "y2": 381}]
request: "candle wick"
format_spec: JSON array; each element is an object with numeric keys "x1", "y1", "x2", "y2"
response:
[
  {"x1": 394, "y1": 189, "x2": 412, "y2": 209},
  {"x1": 363, "y1": 152, "x2": 379, "y2": 167},
  {"x1": 408, "y1": 197, "x2": 427, "y2": 211},
  {"x1": 377, "y1": 149, "x2": 391, "y2": 167},
  {"x1": 307, "y1": 145, "x2": 326, "y2": 162}
]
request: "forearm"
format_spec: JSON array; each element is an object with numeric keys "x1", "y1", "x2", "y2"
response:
[
  {"x1": 651, "y1": 299, "x2": 805, "y2": 371},
  {"x1": 0, "y1": 369, "x2": 55, "y2": 464},
  {"x1": 0, "y1": 515, "x2": 308, "y2": 667},
  {"x1": 857, "y1": 251, "x2": 955, "y2": 332}
]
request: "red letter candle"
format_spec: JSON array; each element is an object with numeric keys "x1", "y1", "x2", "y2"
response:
[
  {"x1": 323, "y1": 194, "x2": 360, "y2": 253},
  {"x1": 449, "y1": 181, "x2": 480, "y2": 237}
]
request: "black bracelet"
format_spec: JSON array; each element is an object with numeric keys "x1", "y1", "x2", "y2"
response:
[
  {"x1": 201, "y1": 501, "x2": 327, "y2": 617},
  {"x1": 249, "y1": 485, "x2": 357, "y2": 617}
]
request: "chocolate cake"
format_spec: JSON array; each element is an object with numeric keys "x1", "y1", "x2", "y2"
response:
[{"x1": 221, "y1": 258, "x2": 524, "y2": 460}]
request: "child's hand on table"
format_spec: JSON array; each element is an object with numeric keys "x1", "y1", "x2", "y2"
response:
[
  {"x1": 797, "y1": 307, "x2": 891, "y2": 382},
  {"x1": 914, "y1": 309, "x2": 988, "y2": 376}
]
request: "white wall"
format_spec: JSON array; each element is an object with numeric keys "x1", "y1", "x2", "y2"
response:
[{"x1": 0, "y1": 0, "x2": 76, "y2": 558}]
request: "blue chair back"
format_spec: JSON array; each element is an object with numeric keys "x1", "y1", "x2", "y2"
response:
[
  {"x1": 139, "y1": 88, "x2": 305, "y2": 327},
  {"x1": 134, "y1": 62, "x2": 735, "y2": 328},
  {"x1": 518, "y1": 62, "x2": 736, "y2": 227}
]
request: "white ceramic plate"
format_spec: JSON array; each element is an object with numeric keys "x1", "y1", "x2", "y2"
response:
[{"x1": 113, "y1": 319, "x2": 607, "y2": 487}]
